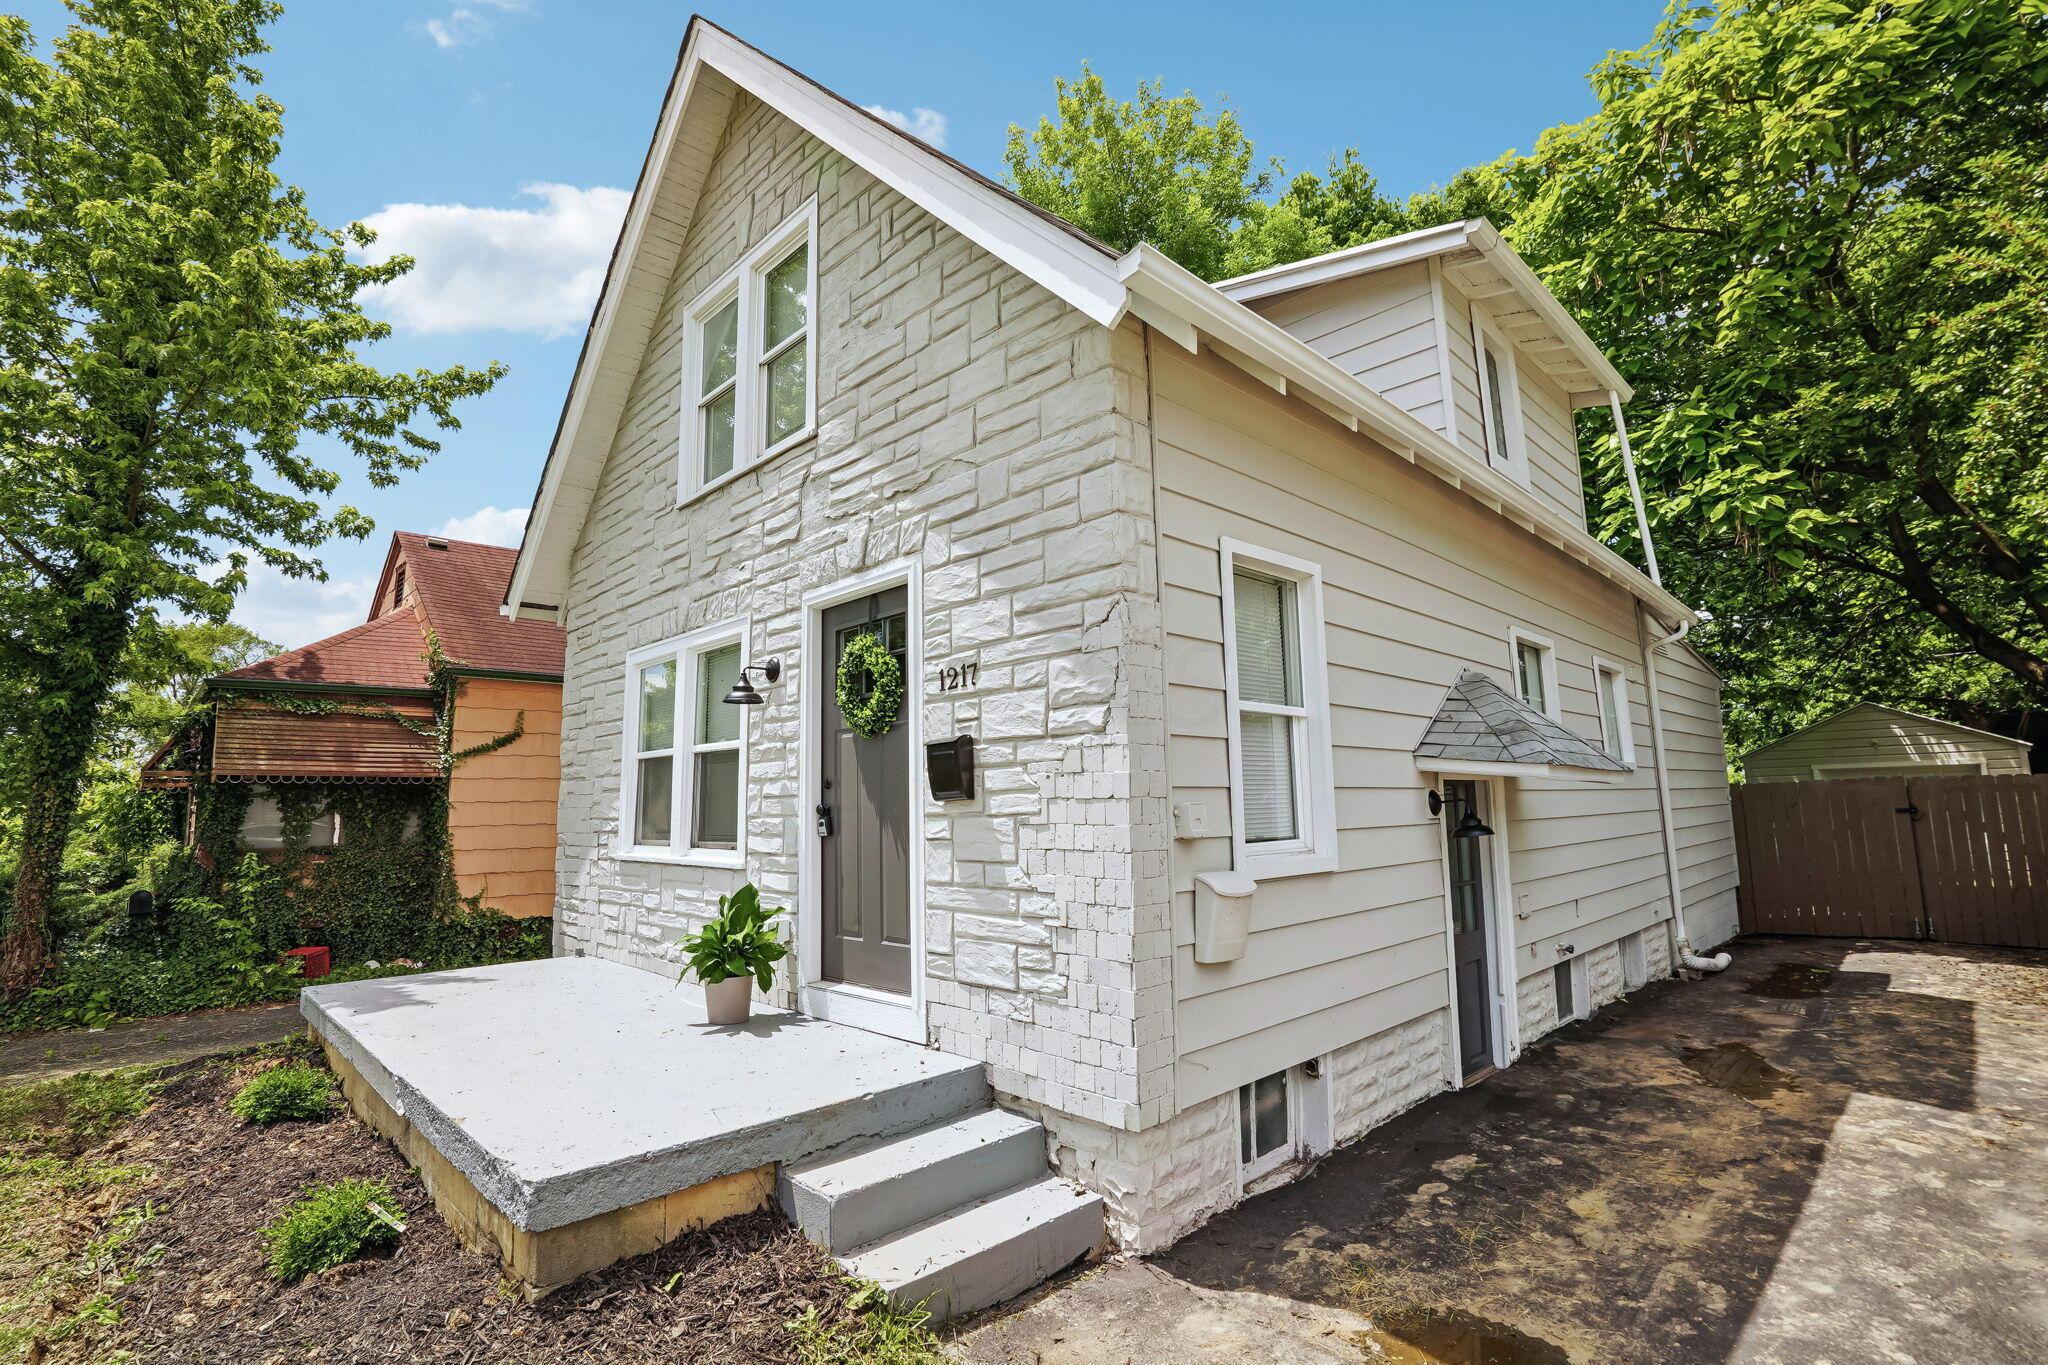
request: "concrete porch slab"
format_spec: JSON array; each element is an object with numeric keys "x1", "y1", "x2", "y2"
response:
[{"x1": 301, "y1": 957, "x2": 986, "y2": 1234}]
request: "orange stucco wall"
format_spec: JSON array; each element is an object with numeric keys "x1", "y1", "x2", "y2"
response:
[{"x1": 448, "y1": 677, "x2": 562, "y2": 918}]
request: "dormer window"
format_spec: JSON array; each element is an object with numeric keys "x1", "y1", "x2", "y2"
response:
[
  {"x1": 1472, "y1": 313, "x2": 1528, "y2": 484},
  {"x1": 679, "y1": 200, "x2": 818, "y2": 503}
]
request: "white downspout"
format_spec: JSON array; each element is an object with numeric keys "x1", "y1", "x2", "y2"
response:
[
  {"x1": 1609, "y1": 390, "x2": 1661, "y2": 588},
  {"x1": 1639, "y1": 611, "x2": 1731, "y2": 973}
]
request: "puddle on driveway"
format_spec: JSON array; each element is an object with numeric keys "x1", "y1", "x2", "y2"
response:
[
  {"x1": 1683, "y1": 1042, "x2": 1799, "y2": 1100},
  {"x1": 1746, "y1": 963, "x2": 1835, "y2": 999},
  {"x1": 1362, "y1": 1307, "x2": 1569, "y2": 1363}
]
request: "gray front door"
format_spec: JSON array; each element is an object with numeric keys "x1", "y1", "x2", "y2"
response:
[
  {"x1": 1444, "y1": 781, "x2": 1494, "y2": 1074},
  {"x1": 818, "y1": 590, "x2": 912, "y2": 994}
]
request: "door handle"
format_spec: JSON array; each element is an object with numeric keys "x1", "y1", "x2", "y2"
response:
[
  {"x1": 1895, "y1": 804, "x2": 1920, "y2": 818},
  {"x1": 815, "y1": 802, "x2": 834, "y2": 838}
]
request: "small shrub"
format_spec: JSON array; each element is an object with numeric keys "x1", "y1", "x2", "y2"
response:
[
  {"x1": 229, "y1": 1064, "x2": 335, "y2": 1124},
  {"x1": 263, "y1": 1178, "x2": 403, "y2": 1281}
]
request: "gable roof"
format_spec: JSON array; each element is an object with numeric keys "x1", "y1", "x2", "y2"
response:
[
  {"x1": 1741, "y1": 701, "x2": 2033, "y2": 759},
  {"x1": 217, "y1": 608, "x2": 434, "y2": 694},
  {"x1": 1414, "y1": 669, "x2": 1630, "y2": 779},
  {"x1": 215, "y1": 532, "x2": 563, "y2": 698},
  {"x1": 504, "y1": 17, "x2": 1697, "y2": 634},
  {"x1": 373, "y1": 533, "x2": 564, "y2": 678},
  {"x1": 1214, "y1": 219, "x2": 1631, "y2": 407}
]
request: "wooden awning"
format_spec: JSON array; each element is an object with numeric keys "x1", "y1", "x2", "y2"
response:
[{"x1": 211, "y1": 697, "x2": 442, "y2": 782}]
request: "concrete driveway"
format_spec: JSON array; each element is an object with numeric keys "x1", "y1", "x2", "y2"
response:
[{"x1": 963, "y1": 937, "x2": 2048, "y2": 1363}]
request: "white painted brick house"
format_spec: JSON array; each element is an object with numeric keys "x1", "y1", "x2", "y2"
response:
[{"x1": 505, "y1": 19, "x2": 1740, "y2": 1252}]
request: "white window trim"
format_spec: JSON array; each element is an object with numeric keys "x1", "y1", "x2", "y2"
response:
[
  {"x1": 617, "y1": 619, "x2": 750, "y2": 868},
  {"x1": 1237, "y1": 1068, "x2": 1298, "y2": 1184},
  {"x1": 1591, "y1": 655, "x2": 1637, "y2": 768},
  {"x1": 1506, "y1": 627, "x2": 1561, "y2": 722},
  {"x1": 1471, "y1": 309, "x2": 1529, "y2": 485},
  {"x1": 1219, "y1": 538, "x2": 1338, "y2": 881},
  {"x1": 677, "y1": 199, "x2": 819, "y2": 506}
]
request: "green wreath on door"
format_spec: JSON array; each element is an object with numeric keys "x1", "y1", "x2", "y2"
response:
[{"x1": 835, "y1": 631, "x2": 903, "y2": 739}]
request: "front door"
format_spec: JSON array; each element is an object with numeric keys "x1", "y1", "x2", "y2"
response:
[
  {"x1": 818, "y1": 589, "x2": 912, "y2": 994},
  {"x1": 1444, "y1": 781, "x2": 1494, "y2": 1075}
]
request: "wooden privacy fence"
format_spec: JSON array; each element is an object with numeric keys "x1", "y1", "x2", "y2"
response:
[{"x1": 1734, "y1": 774, "x2": 2048, "y2": 947}]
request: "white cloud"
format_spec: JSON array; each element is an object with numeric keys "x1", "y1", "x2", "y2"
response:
[
  {"x1": 357, "y1": 182, "x2": 629, "y2": 337},
  {"x1": 437, "y1": 505, "x2": 529, "y2": 547},
  {"x1": 224, "y1": 561, "x2": 377, "y2": 649},
  {"x1": 863, "y1": 104, "x2": 949, "y2": 150},
  {"x1": 423, "y1": 0, "x2": 531, "y2": 50}
]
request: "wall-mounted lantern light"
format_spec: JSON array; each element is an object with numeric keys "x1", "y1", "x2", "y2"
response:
[
  {"x1": 722, "y1": 657, "x2": 782, "y2": 707},
  {"x1": 1427, "y1": 787, "x2": 1495, "y2": 840}
]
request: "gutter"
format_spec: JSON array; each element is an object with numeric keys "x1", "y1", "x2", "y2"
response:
[
  {"x1": 205, "y1": 677, "x2": 439, "y2": 701},
  {"x1": 1635, "y1": 612, "x2": 1731, "y2": 974}
]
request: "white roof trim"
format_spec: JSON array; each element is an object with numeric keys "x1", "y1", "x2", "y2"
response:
[
  {"x1": 1215, "y1": 218, "x2": 1632, "y2": 405},
  {"x1": 1119, "y1": 244, "x2": 1692, "y2": 627},
  {"x1": 1742, "y1": 701, "x2": 2033, "y2": 758},
  {"x1": 507, "y1": 25, "x2": 1685, "y2": 630},
  {"x1": 504, "y1": 18, "x2": 1123, "y2": 620},
  {"x1": 1415, "y1": 757, "x2": 1625, "y2": 785}
]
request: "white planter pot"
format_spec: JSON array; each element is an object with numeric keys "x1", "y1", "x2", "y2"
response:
[{"x1": 703, "y1": 976, "x2": 753, "y2": 1025}]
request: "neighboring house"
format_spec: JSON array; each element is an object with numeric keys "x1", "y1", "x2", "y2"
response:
[
  {"x1": 1742, "y1": 702, "x2": 2035, "y2": 783},
  {"x1": 502, "y1": 20, "x2": 1739, "y2": 1251},
  {"x1": 143, "y1": 532, "x2": 565, "y2": 917}
]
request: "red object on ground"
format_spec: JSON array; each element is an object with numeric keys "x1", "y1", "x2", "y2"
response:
[{"x1": 283, "y1": 946, "x2": 331, "y2": 980}]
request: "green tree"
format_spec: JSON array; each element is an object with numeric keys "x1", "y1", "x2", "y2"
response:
[
  {"x1": 0, "y1": 0, "x2": 502, "y2": 992},
  {"x1": 1503, "y1": 0, "x2": 2048, "y2": 720},
  {"x1": 1003, "y1": 65, "x2": 1272, "y2": 281}
]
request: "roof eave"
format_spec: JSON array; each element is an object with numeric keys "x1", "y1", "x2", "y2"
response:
[{"x1": 1119, "y1": 243, "x2": 1694, "y2": 628}]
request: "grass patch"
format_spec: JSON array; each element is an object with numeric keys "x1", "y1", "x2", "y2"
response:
[
  {"x1": 264, "y1": 1178, "x2": 405, "y2": 1282},
  {"x1": 786, "y1": 1281, "x2": 948, "y2": 1365},
  {"x1": 0, "y1": 1066, "x2": 160, "y2": 1363},
  {"x1": 228, "y1": 1064, "x2": 335, "y2": 1125}
]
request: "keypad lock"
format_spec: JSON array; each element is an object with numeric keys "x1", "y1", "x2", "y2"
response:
[{"x1": 815, "y1": 802, "x2": 834, "y2": 838}]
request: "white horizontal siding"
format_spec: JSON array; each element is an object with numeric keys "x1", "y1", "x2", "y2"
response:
[
  {"x1": 1744, "y1": 704, "x2": 2032, "y2": 782},
  {"x1": 1250, "y1": 264, "x2": 1448, "y2": 437},
  {"x1": 1154, "y1": 342, "x2": 1680, "y2": 1109}
]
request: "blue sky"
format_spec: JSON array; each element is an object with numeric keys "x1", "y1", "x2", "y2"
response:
[{"x1": 19, "y1": 0, "x2": 1665, "y2": 646}]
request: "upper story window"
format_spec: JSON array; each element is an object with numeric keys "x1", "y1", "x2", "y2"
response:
[
  {"x1": 620, "y1": 623, "x2": 749, "y2": 866},
  {"x1": 1472, "y1": 312, "x2": 1528, "y2": 484},
  {"x1": 1509, "y1": 628, "x2": 1559, "y2": 721},
  {"x1": 1221, "y1": 539, "x2": 1337, "y2": 880},
  {"x1": 680, "y1": 200, "x2": 817, "y2": 502},
  {"x1": 1593, "y1": 658, "x2": 1636, "y2": 766}
]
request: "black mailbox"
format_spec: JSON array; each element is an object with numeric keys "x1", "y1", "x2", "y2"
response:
[{"x1": 925, "y1": 734, "x2": 975, "y2": 801}]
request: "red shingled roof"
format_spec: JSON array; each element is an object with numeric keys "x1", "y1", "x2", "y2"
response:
[
  {"x1": 216, "y1": 532, "x2": 564, "y2": 694},
  {"x1": 390, "y1": 533, "x2": 564, "y2": 677},
  {"x1": 219, "y1": 608, "x2": 433, "y2": 691}
]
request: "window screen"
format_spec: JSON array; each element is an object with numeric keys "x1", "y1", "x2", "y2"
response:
[{"x1": 1232, "y1": 569, "x2": 1304, "y2": 845}]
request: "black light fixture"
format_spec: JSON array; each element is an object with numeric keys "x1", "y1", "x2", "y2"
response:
[
  {"x1": 1427, "y1": 787, "x2": 1495, "y2": 839},
  {"x1": 721, "y1": 657, "x2": 781, "y2": 706}
]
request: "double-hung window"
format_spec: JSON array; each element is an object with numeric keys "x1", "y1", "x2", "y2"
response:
[
  {"x1": 1509, "y1": 628, "x2": 1559, "y2": 721},
  {"x1": 1472, "y1": 312, "x2": 1527, "y2": 483},
  {"x1": 621, "y1": 625, "x2": 748, "y2": 865},
  {"x1": 680, "y1": 200, "x2": 817, "y2": 500},
  {"x1": 1593, "y1": 658, "x2": 1636, "y2": 765},
  {"x1": 1221, "y1": 540, "x2": 1336, "y2": 880}
]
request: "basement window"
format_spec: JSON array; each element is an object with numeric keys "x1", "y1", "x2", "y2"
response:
[{"x1": 1238, "y1": 1070, "x2": 1295, "y2": 1181}]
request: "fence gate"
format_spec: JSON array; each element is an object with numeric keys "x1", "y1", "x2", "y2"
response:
[{"x1": 1735, "y1": 774, "x2": 2048, "y2": 948}]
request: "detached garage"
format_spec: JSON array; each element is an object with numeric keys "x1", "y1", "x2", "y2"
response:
[{"x1": 1742, "y1": 702, "x2": 2034, "y2": 782}]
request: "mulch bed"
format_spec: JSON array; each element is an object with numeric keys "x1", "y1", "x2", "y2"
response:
[{"x1": 110, "y1": 1053, "x2": 863, "y2": 1363}]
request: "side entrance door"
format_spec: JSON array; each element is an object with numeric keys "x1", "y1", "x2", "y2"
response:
[
  {"x1": 1444, "y1": 780, "x2": 1494, "y2": 1076},
  {"x1": 818, "y1": 589, "x2": 912, "y2": 995}
]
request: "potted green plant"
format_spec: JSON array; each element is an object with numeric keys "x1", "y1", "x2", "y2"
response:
[{"x1": 677, "y1": 883, "x2": 790, "y2": 1025}]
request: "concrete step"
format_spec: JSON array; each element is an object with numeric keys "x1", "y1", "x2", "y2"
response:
[
  {"x1": 780, "y1": 1109, "x2": 1047, "y2": 1254},
  {"x1": 839, "y1": 1174, "x2": 1104, "y2": 1325}
]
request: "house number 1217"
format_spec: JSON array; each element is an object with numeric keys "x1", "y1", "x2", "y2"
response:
[{"x1": 935, "y1": 661, "x2": 978, "y2": 692}]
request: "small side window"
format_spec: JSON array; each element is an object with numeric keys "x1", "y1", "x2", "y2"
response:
[
  {"x1": 1508, "y1": 629, "x2": 1559, "y2": 721},
  {"x1": 1594, "y1": 660, "x2": 1636, "y2": 766},
  {"x1": 1238, "y1": 1069, "x2": 1294, "y2": 1181}
]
